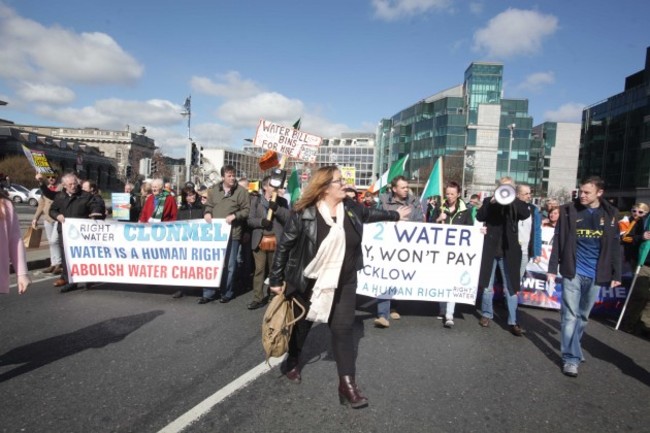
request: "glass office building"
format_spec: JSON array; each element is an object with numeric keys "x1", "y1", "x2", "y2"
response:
[
  {"x1": 376, "y1": 62, "x2": 535, "y2": 195},
  {"x1": 580, "y1": 47, "x2": 650, "y2": 208}
]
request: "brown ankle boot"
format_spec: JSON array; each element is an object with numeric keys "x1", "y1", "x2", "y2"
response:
[
  {"x1": 338, "y1": 375, "x2": 368, "y2": 409},
  {"x1": 284, "y1": 357, "x2": 301, "y2": 384}
]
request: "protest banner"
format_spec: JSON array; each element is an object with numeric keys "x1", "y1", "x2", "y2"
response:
[
  {"x1": 111, "y1": 193, "x2": 131, "y2": 221},
  {"x1": 21, "y1": 144, "x2": 56, "y2": 175},
  {"x1": 62, "y1": 218, "x2": 230, "y2": 287},
  {"x1": 357, "y1": 221, "x2": 484, "y2": 304},
  {"x1": 252, "y1": 119, "x2": 322, "y2": 163}
]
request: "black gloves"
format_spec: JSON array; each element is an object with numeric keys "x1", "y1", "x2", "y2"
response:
[
  {"x1": 261, "y1": 218, "x2": 273, "y2": 229},
  {"x1": 268, "y1": 200, "x2": 278, "y2": 212}
]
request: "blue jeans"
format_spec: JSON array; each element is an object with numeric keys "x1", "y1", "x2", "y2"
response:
[
  {"x1": 561, "y1": 274, "x2": 600, "y2": 365},
  {"x1": 203, "y1": 239, "x2": 240, "y2": 300},
  {"x1": 481, "y1": 257, "x2": 518, "y2": 325},
  {"x1": 377, "y1": 299, "x2": 391, "y2": 319}
]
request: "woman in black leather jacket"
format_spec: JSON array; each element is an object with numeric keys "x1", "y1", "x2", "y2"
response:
[{"x1": 269, "y1": 166, "x2": 409, "y2": 409}]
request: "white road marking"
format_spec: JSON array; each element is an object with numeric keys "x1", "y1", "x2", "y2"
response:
[{"x1": 157, "y1": 355, "x2": 286, "y2": 433}]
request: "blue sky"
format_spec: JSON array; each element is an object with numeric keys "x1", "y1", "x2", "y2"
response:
[{"x1": 0, "y1": 0, "x2": 648, "y2": 158}]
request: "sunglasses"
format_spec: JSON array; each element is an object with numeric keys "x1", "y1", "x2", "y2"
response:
[{"x1": 632, "y1": 209, "x2": 646, "y2": 215}]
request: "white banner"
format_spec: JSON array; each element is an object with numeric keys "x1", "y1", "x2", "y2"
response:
[
  {"x1": 252, "y1": 119, "x2": 322, "y2": 162},
  {"x1": 62, "y1": 219, "x2": 231, "y2": 287},
  {"x1": 357, "y1": 222, "x2": 484, "y2": 304}
]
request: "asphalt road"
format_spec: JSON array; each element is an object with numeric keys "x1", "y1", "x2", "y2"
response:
[{"x1": 0, "y1": 271, "x2": 648, "y2": 433}]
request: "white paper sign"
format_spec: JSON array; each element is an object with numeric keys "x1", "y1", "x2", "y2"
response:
[{"x1": 357, "y1": 222, "x2": 484, "y2": 304}]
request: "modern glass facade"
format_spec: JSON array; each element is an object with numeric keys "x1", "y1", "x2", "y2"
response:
[
  {"x1": 580, "y1": 46, "x2": 650, "y2": 208},
  {"x1": 375, "y1": 62, "x2": 535, "y2": 195}
]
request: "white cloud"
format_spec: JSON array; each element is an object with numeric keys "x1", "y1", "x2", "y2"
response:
[
  {"x1": 217, "y1": 92, "x2": 305, "y2": 128},
  {"x1": 516, "y1": 71, "x2": 555, "y2": 93},
  {"x1": 469, "y1": 2, "x2": 483, "y2": 15},
  {"x1": 544, "y1": 102, "x2": 585, "y2": 123},
  {"x1": 473, "y1": 8, "x2": 558, "y2": 58},
  {"x1": 191, "y1": 71, "x2": 262, "y2": 99},
  {"x1": 15, "y1": 82, "x2": 75, "y2": 104},
  {"x1": 372, "y1": 0, "x2": 451, "y2": 21},
  {"x1": 34, "y1": 98, "x2": 184, "y2": 129},
  {"x1": 0, "y1": 4, "x2": 143, "y2": 85}
]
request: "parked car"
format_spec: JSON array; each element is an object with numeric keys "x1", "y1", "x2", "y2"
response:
[
  {"x1": 28, "y1": 188, "x2": 42, "y2": 207},
  {"x1": 5, "y1": 183, "x2": 30, "y2": 203}
]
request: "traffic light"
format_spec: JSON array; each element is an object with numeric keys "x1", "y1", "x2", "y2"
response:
[
  {"x1": 463, "y1": 189, "x2": 468, "y2": 198},
  {"x1": 199, "y1": 146, "x2": 204, "y2": 166},
  {"x1": 151, "y1": 159, "x2": 158, "y2": 174},
  {"x1": 571, "y1": 189, "x2": 578, "y2": 201},
  {"x1": 126, "y1": 166, "x2": 132, "y2": 178},
  {"x1": 191, "y1": 142, "x2": 199, "y2": 166}
]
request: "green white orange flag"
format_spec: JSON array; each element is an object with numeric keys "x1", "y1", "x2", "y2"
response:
[{"x1": 368, "y1": 154, "x2": 409, "y2": 193}]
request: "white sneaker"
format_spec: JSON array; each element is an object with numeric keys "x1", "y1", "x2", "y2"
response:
[
  {"x1": 562, "y1": 363, "x2": 578, "y2": 377},
  {"x1": 389, "y1": 310, "x2": 401, "y2": 320},
  {"x1": 444, "y1": 316, "x2": 454, "y2": 328}
]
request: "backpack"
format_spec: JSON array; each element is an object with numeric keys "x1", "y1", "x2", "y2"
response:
[{"x1": 261, "y1": 290, "x2": 306, "y2": 363}]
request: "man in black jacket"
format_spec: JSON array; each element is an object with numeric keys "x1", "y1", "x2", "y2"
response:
[
  {"x1": 547, "y1": 176, "x2": 621, "y2": 378},
  {"x1": 48, "y1": 173, "x2": 104, "y2": 293},
  {"x1": 476, "y1": 177, "x2": 530, "y2": 336}
]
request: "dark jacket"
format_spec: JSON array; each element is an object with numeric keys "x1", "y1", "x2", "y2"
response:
[
  {"x1": 177, "y1": 201, "x2": 204, "y2": 221},
  {"x1": 438, "y1": 199, "x2": 472, "y2": 226},
  {"x1": 49, "y1": 187, "x2": 104, "y2": 232},
  {"x1": 129, "y1": 193, "x2": 141, "y2": 222},
  {"x1": 477, "y1": 196, "x2": 531, "y2": 293},
  {"x1": 269, "y1": 198, "x2": 400, "y2": 297},
  {"x1": 248, "y1": 194, "x2": 290, "y2": 249},
  {"x1": 548, "y1": 199, "x2": 621, "y2": 284}
]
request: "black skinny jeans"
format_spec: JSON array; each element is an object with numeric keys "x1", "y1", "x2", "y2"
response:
[{"x1": 288, "y1": 279, "x2": 358, "y2": 377}]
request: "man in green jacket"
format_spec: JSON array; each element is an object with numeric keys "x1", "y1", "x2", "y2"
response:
[{"x1": 200, "y1": 165, "x2": 250, "y2": 303}]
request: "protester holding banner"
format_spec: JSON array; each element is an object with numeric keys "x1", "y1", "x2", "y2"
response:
[
  {"x1": 139, "y1": 179, "x2": 177, "y2": 223},
  {"x1": 268, "y1": 166, "x2": 409, "y2": 409},
  {"x1": 201, "y1": 165, "x2": 250, "y2": 304},
  {"x1": 32, "y1": 173, "x2": 62, "y2": 275},
  {"x1": 81, "y1": 180, "x2": 107, "y2": 220},
  {"x1": 547, "y1": 176, "x2": 621, "y2": 377},
  {"x1": 375, "y1": 176, "x2": 424, "y2": 328},
  {"x1": 49, "y1": 173, "x2": 104, "y2": 293},
  {"x1": 246, "y1": 175, "x2": 290, "y2": 310},
  {"x1": 0, "y1": 189, "x2": 30, "y2": 295},
  {"x1": 435, "y1": 181, "x2": 473, "y2": 328},
  {"x1": 516, "y1": 183, "x2": 542, "y2": 278},
  {"x1": 168, "y1": 185, "x2": 206, "y2": 299},
  {"x1": 542, "y1": 205, "x2": 559, "y2": 228},
  {"x1": 477, "y1": 177, "x2": 530, "y2": 336},
  {"x1": 124, "y1": 183, "x2": 141, "y2": 223}
]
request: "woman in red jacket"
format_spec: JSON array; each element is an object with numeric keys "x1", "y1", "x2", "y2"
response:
[{"x1": 139, "y1": 179, "x2": 177, "y2": 222}]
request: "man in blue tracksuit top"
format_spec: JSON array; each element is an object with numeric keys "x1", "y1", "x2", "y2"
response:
[{"x1": 547, "y1": 176, "x2": 621, "y2": 378}]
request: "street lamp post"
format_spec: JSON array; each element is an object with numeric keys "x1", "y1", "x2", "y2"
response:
[
  {"x1": 181, "y1": 96, "x2": 192, "y2": 183},
  {"x1": 507, "y1": 123, "x2": 516, "y2": 177}
]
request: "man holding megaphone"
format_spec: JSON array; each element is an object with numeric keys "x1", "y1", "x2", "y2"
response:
[{"x1": 476, "y1": 177, "x2": 531, "y2": 336}]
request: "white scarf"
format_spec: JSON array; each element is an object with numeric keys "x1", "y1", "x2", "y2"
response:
[{"x1": 303, "y1": 200, "x2": 346, "y2": 323}]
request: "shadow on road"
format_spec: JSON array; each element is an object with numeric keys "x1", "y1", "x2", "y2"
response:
[
  {"x1": 544, "y1": 317, "x2": 650, "y2": 387},
  {"x1": 0, "y1": 310, "x2": 164, "y2": 383}
]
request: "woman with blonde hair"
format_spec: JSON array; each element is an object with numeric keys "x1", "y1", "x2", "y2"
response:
[
  {"x1": 269, "y1": 166, "x2": 410, "y2": 409},
  {"x1": 0, "y1": 189, "x2": 30, "y2": 294}
]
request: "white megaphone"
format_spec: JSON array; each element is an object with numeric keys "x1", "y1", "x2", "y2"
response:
[{"x1": 494, "y1": 183, "x2": 516, "y2": 205}]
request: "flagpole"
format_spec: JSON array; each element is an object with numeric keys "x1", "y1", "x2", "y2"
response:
[{"x1": 181, "y1": 96, "x2": 192, "y2": 183}]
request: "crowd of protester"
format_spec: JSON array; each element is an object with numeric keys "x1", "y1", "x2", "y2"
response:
[{"x1": 2, "y1": 163, "x2": 649, "y2": 409}]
